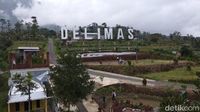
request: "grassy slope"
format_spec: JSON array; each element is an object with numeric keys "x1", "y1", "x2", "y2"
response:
[
  {"x1": 131, "y1": 59, "x2": 173, "y2": 66},
  {"x1": 142, "y1": 66, "x2": 200, "y2": 81},
  {"x1": 8, "y1": 41, "x2": 48, "y2": 52}
]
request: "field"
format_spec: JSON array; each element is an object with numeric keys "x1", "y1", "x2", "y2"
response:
[{"x1": 142, "y1": 66, "x2": 200, "y2": 81}]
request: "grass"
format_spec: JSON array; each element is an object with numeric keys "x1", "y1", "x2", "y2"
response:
[
  {"x1": 84, "y1": 59, "x2": 186, "y2": 66},
  {"x1": 67, "y1": 40, "x2": 180, "y2": 53},
  {"x1": 131, "y1": 59, "x2": 173, "y2": 66},
  {"x1": 142, "y1": 66, "x2": 200, "y2": 81},
  {"x1": 0, "y1": 72, "x2": 9, "y2": 112},
  {"x1": 8, "y1": 40, "x2": 48, "y2": 52}
]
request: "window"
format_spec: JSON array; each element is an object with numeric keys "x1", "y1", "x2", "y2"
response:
[
  {"x1": 15, "y1": 103, "x2": 20, "y2": 111},
  {"x1": 36, "y1": 100, "x2": 40, "y2": 108},
  {"x1": 24, "y1": 102, "x2": 28, "y2": 111}
]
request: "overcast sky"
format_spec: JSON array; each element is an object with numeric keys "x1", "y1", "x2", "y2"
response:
[{"x1": 12, "y1": 0, "x2": 200, "y2": 36}]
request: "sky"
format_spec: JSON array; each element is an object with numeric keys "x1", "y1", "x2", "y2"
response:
[{"x1": 12, "y1": 0, "x2": 200, "y2": 36}]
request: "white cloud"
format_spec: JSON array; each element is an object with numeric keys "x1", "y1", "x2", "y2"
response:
[
  {"x1": 12, "y1": 0, "x2": 200, "y2": 36},
  {"x1": 0, "y1": 10, "x2": 3, "y2": 14}
]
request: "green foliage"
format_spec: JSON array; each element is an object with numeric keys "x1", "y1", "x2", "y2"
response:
[
  {"x1": 0, "y1": 36, "x2": 12, "y2": 70},
  {"x1": 13, "y1": 73, "x2": 38, "y2": 112},
  {"x1": 193, "y1": 79, "x2": 200, "y2": 105},
  {"x1": 186, "y1": 64, "x2": 192, "y2": 71},
  {"x1": 95, "y1": 85, "x2": 125, "y2": 96},
  {"x1": 196, "y1": 71, "x2": 200, "y2": 78},
  {"x1": 31, "y1": 16, "x2": 39, "y2": 38},
  {"x1": 159, "y1": 93, "x2": 189, "y2": 112},
  {"x1": 180, "y1": 45, "x2": 193, "y2": 57},
  {"x1": 173, "y1": 58, "x2": 179, "y2": 65},
  {"x1": 13, "y1": 73, "x2": 38, "y2": 95},
  {"x1": 127, "y1": 60, "x2": 132, "y2": 66},
  {"x1": 0, "y1": 60, "x2": 8, "y2": 70},
  {"x1": 0, "y1": 72, "x2": 9, "y2": 112},
  {"x1": 32, "y1": 55, "x2": 43, "y2": 64},
  {"x1": 143, "y1": 66, "x2": 199, "y2": 82},
  {"x1": 50, "y1": 50, "x2": 94, "y2": 110},
  {"x1": 149, "y1": 33, "x2": 162, "y2": 43},
  {"x1": 152, "y1": 48, "x2": 174, "y2": 60}
]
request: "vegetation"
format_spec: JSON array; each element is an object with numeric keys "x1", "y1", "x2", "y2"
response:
[
  {"x1": 87, "y1": 62, "x2": 191, "y2": 77},
  {"x1": 0, "y1": 72, "x2": 9, "y2": 112},
  {"x1": 85, "y1": 59, "x2": 175, "y2": 66},
  {"x1": 12, "y1": 73, "x2": 38, "y2": 112},
  {"x1": 1, "y1": 17, "x2": 200, "y2": 111},
  {"x1": 160, "y1": 79, "x2": 200, "y2": 112},
  {"x1": 50, "y1": 50, "x2": 94, "y2": 111},
  {"x1": 143, "y1": 66, "x2": 200, "y2": 83},
  {"x1": 0, "y1": 17, "x2": 56, "y2": 70},
  {"x1": 0, "y1": 36, "x2": 12, "y2": 70}
]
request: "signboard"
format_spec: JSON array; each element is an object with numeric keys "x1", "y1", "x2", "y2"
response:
[{"x1": 61, "y1": 26, "x2": 136, "y2": 40}]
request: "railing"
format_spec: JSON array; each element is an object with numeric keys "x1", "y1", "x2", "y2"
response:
[{"x1": 11, "y1": 63, "x2": 49, "y2": 69}]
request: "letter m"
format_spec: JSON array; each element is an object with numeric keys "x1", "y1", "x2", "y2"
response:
[{"x1": 104, "y1": 28, "x2": 113, "y2": 40}]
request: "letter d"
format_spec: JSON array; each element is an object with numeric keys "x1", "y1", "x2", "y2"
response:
[
  {"x1": 61, "y1": 26, "x2": 68, "y2": 40},
  {"x1": 165, "y1": 105, "x2": 170, "y2": 111}
]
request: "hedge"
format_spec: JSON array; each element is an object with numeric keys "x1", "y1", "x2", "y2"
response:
[
  {"x1": 87, "y1": 62, "x2": 193, "y2": 76},
  {"x1": 94, "y1": 83, "x2": 198, "y2": 101}
]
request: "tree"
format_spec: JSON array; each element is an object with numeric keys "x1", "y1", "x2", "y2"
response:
[
  {"x1": 14, "y1": 20, "x2": 23, "y2": 40},
  {"x1": 6, "y1": 20, "x2": 11, "y2": 32},
  {"x1": 0, "y1": 36, "x2": 12, "y2": 70},
  {"x1": 13, "y1": 73, "x2": 38, "y2": 112},
  {"x1": 149, "y1": 33, "x2": 162, "y2": 43},
  {"x1": 0, "y1": 18, "x2": 6, "y2": 32},
  {"x1": 25, "y1": 22, "x2": 32, "y2": 39},
  {"x1": 31, "y1": 16, "x2": 39, "y2": 38},
  {"x1": 50, "y1": 50, "x2": 94, "y2": 111},
  {"x1": 102, "y1": 22, "x2": 107, "y2": 27},
  {"x1": 180, "y1": 45, "x2": 193, "y2": 57}
]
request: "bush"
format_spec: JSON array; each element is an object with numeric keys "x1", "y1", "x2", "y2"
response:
[
  {"x1": 169, "y1": 79, "x2": 198, "y2": 85},
  {"x1": 0, "y1": 60, "x2": 8, "y2": 71},
  {"x1": 0, "y1": 73, "x2": 9, "y2": 112},
  {"x1": 127, "y1": 60, "x2": 132, "y2": 66},
  {"x1": 95, "y1": 84, "x2": 181, "y2": 98},
  {"x1": 196, "y1": 71, "x2": 200, "y2": 78},
  {"x1": 32, "y1": 55, "x2": 43, "y2": 64},
  {"x1": 173, "y1": 58, "x2": 179, "y2": 65},
  {"x1": 87, "y1": 62, "x2": 191, "y2": 76},
  {"x1": 186, "y1": 65, "x2": 192, "y2": 71}
]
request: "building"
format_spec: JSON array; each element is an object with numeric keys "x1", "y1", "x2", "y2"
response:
[
  {"x1": 7, "y1": 47, "x2": 50, "y2": 112},
  {"x1": 8, "y1": 47, "x2": 49, "y2": 69}
]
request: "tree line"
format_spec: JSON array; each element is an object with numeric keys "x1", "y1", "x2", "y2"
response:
[{"x1": 0, "y1": 16, "x2": 57, "y2": 41}]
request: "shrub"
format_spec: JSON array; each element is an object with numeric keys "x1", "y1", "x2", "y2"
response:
[
  {"x1": 87, "y1": 62, "x2": 190, "y2": 76},
  {"x1": 169, "y1": 79, "x2": 198, "y2": 85},
  {"x1": 173, "y1": 58, "x2": 179, "y2": 65},
  {"x1": 127, "y1": 60, "x2": 132, "y2": 66},
  {"x1": 32, "y1": 55, "x2": 43, "y2": 64},
  {"x1": 196, "y1": 71, "x2": 200, "y2": 78},
  {"x1": 186, "y1": 65, "x2": 192, "y2": 71}
]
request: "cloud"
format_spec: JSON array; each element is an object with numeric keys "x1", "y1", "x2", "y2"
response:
[{"x1": 12, "y1": 0, "x2": 200, "y2": 36}]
